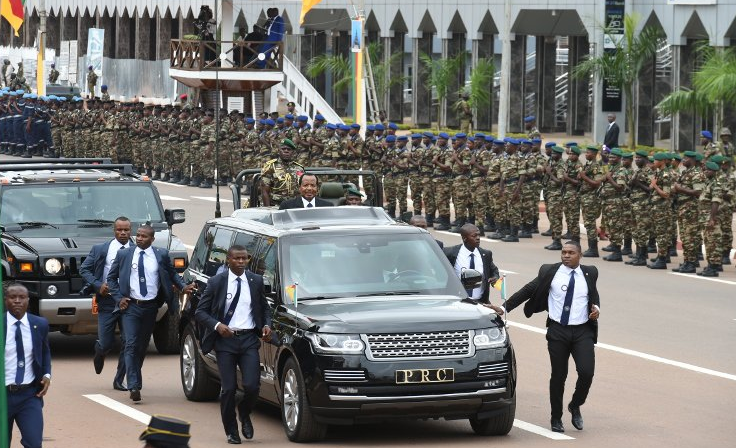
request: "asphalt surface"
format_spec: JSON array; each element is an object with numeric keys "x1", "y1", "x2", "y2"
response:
[{"x1": 8, "y1": 174, "x2": 736, "y2": 447}]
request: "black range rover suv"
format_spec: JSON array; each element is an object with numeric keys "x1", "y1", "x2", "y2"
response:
[{"x1": 179, "y1": 206, "x2": 516, "y2": 442}]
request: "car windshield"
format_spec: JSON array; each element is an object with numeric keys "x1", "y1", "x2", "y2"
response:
[
  {"x1": 280, "y1": 232, "x2": 465, "y2": 299},
  {"x1": 0, "y1": 184, "x2": 164, "y2": 234}
]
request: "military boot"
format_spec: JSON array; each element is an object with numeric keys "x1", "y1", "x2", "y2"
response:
[
  {"x1": 601, "y1": 242, "x2": 614, "y2": 252},
  {"x1": 199, "y1": 177, "x2": 213, "y2": 188},
  {"x1": 434, "y1": 216, "x2": 451, "y2": 231},
  {"x1": 722, "y1": 250, "x2": 732, "y2": 265},
  {"x1": 621, "y1": 238, "x2": 633, "y2": 256},
  {"x1": 561, "y1": 231, "x2": 572, "y2": 239},
  {"x1": 672, "y1": 261, "x2": 696, "y2": 273},
  {"x1": 161, "y1": 171, "x2": 170, "y2": 182},
  {"x1": 502, "y1": 226, "x2": 519, "y2": 242},
  {"x1": 518, "y1": 224, "x2": 533, "y2": 238},
  {"x1": 425, "y1": 214, "x2": 434, "y2": 228},
  {"x1": 668, "y1": 237, "x2": 678, "y2": 257},
  {"x1": 178, "y1": 176, "x2": 190, "y2": 186},
  {"x1": 451, "y1": 217, "x2": 466, "y2": 233},
  {"x1": 647, "y1": 237, "x2": 657, "y2": 253},
  {"x1": 627, "y1": 247, "x2": 647, "y2": 266},
  {"x1": 189, "y1": 176, "x2": 201, "y2": 187},
  {"x1": 169, "y1": 171, "x2": 180, "y2": 183},
  {"x1": 603, "y1": 245, "x2": 623, "y2": 261},
  {"x1": 488, "y1": 226, "x2": 505, "y2": 240},
  {"x1": 582, "y1": 238, "x2": 599, "y2": 258},
  {"x1": 544, "y1": 239, "x2": 563, "y2": 250},
  {"x1": 647, "y1": 256, "x2": 667, "y2": 269},
  {"x1": 21, "y1": 146, "x2": 32, "y2": 158},
  {"x1": 697, "y1": 264, "x2": 720, "y2": 277},
  {"x1": 541, "y1": 228, "x2": 553, "y2": 237},
  {"x1": 484, "y1": 214, "x2": 495, "y2": 232}
]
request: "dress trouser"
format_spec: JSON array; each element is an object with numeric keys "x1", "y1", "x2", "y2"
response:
[
  {"x1": 96, "y1": 305, "x2": 127, "y2": 385},
  {"x1": 215, "y1": 332, "x2": 261, "y2": 435},
  {"x1": 546, "y1": 320, "x2": 595, "y2": 420},
  {"x1": 121, "y1": 299, "x2": 159, "y2": 390},
  {"x1": 8, "y1": 386, "x2": 44, "y2": 448}
]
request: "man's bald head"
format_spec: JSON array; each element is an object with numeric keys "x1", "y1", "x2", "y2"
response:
[
  {"x1": 460, "y1": 224, "x2": 481, "y2": 250},
  {"x1": 460, "y1": 223, "x2": 479, "y2": 238},
  {"x1": 408, "y1": 215, "x2": 428, "y2": 229}
]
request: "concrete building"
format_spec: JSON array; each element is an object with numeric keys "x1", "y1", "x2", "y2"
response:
[{"x1": 9, "y1": 0, "x2": 736, "y2": 150}]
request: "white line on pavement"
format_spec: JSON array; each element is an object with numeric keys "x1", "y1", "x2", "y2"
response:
[
  {"x1": 513, "y1": 419, "x2": 574, "y2": 440},
  {"x1": 506, "y1": 321, "x2": 736, "y2": 382},
  {"x1": 153, "y1": 180, "x2": 186, "y2": 188},
  {"x1": 190, "y1": 195, "x2": 233, "y2": 203},
  {"x1": 83, "y1": 394, "x2": 151, "y2": 424},
  {"x1": 668, "y1": 272, "x2": 736, "y2": 286},
  {"x1": 159, "y1": 195, "x2": 190, "y2": 202}
]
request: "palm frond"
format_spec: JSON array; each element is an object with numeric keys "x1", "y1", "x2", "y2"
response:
[
  {"x1": 656, "y1": 88, "x2": 713, "y2": 117},
  {"x1": 466, "y1": 58, "x2": 495, "y2": 109}
]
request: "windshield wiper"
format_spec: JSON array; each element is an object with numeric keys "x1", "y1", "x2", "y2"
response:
[
  {"x1": 299, "y1": 296, "x2": 337, "y2": 301},
  {"x1": 16, "y1": 221, "x2": 58, "y2": 229},
  {"x1": 78, "y1": 219, "x2": 115, "y2": 226},
  {"x1": 355, "y1": 291, "x2": 421, "y2": 297}
]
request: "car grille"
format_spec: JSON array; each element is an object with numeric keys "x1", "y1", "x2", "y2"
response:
[
  {"x1": 323, "y1": 369, "x2": 367, "y2": 382},
  {"x1": 365, "y1": 330, "x2": 472, "y2": 360},
  {"x1": 478, "y1": 362, "x2": 509, "y2": 378}
]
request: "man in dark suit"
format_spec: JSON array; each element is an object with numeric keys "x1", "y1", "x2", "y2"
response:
[
  {"x1": 79, "y1": 216, "x2": 134, "y2": 389},
  {"x1": 278, "y1": 173, "x2": 333, "y2": 210},
  {"x1": 5, "y1": 283, "x2": 52, "y2": 448},
  {"x1": 195, "y1": 245, "x2": 272, "y2": 444},
  {"x1": 498, "y1": 240, "x2": 600, "y2": 433},
  {"x1": 444, "y1": 224, "x2": 500, "y2": 303},
  {"x1": 603, "y1": 113, "x2": 619, "y2": 149},
  {"x1": 107, "y1": 224, "x2": 195, "y2": 403}
]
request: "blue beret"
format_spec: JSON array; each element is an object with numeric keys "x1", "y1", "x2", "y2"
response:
[
  {"x1": 385, "y1": 135, "x2": 396, "y2": 142},
  {"x1": 30, "y1": 93, "x2": 39, "y2": 99},
  {"x1": 507, "y1": 138, "x2": 520, "y2": 145},
  {"x1": 524, "y1": 116, "x2": 535, "y2": 122},
  {"x1": 545, "y1": 142, "x2": 556, "y2": 148},
  {"x1": 485, "y1": 136, "x2": 494, "y2": 142},
  {"x1": 22, "y1": 93, "x2": 30, "y2": 99},
  {"x1": 351, "y1": 123, "x2": 361, "y2": 129},
  {"x1": 367, "y1": 125, "x2": 375, "y2": 131},
  {"x1": 532, "y1": 138, "x2": 542, "y2": 144},
  {"x1": 284, "y1": 114, "x2": 294, "y2": 120},
  {"x1": 474, "y1": 133, "x2": 485, "y2": 139},
  {"x1": 258, "y1": 119, "x2": 266, "y2": 125},
  {"x1": 305, "y1": 123, "x2": 311, "y2": 129},
  {"x1": 701, "y1": 130, "x2": 713, "y2": 139},
  {"x1": 468, "y1": 136, "x2": 475, "y2": 142},
  {"x1": 7, "y1": 91, "x2": 15, "y2": 96},
  {"x1": 101, "y1": 84, "x2": 107, "y2": 89},
  {"x1": 276, "y1": 117, "x2": 284, "y2": 123},
  {"x1": 15, "y1": 89, "x2": 24, "y2": 95},
  {"x1": 265, "y1": 119, "x2": 275, "y2": 126},
  {"x1": 397, "y1": 135, "x2": 408, "y2": 141},
  {"x1": 338, "y1": 124, "x2": 350, "y2": 131},
  {"x1": 422, "y1": 131, "x2": 434, "y2": 138},
  {"x1": 296, "y1": 115, "x2": 308, "y2": 122},
  {"x1": 58, "y1": 97, "x2": 66, "y2": 101},
  {"x1": 565, "y1": 141, "x2": 577, "y2": 147},
  {"x1": 245, "y1": 117, "x2": 255, "y2": 124},
  {"x1": 40, "y1": 96, "x2": 47, "y2": 101},
  {"x1": 326, "y1": 123, "x2": 337, "y2": 130},
  {"x1": 315, "y1": 114, "x2": 325, "y2": 120},
  {"x1": 438, "y1": 132, "x2": 450, "y2": 139},
  {"x1": 411, "y1": 133, "x2": 422, "y2": 139},
  {"x1": 520, "y1": 139, "x2": 532, "y2": 145},
  {"x1": 374, "y1": 123, "x2": 385, "y2": 131},
  {"x1": 455, "y1": 133, "x2": 467, "y2": 139},
  {"x1": 388, "y1": 122, "x2": 398, "y2": 130},
  {"x1": 431, "y1": 136, "x2": 437, "y2": 142}
]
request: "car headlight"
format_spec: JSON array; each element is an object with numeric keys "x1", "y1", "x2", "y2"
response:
[
  {"x1": 44, "y1": 258, "x2": 63, "y2": 275},
  {"x1": 306, "y1": 332, "x2": 365, "y2": 354},
  {"x1": 473, "y1": 327, "x2": 506, "y2": 349}
]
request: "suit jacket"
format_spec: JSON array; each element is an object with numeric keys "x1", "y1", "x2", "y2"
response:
[
  {"x1": 5, "y1": 313, "x2": 52, "y2": 384},
  {"x1": 79, "y1": 238, "x2": 135, "y2": 310},
  {"x1": 279, "y1": 196, "x2": 333, "y2": 210},
  {"x1": 505, "y1": 262, "x2": 600, "y2": 342},
  {"x1": 604, "y1": 122, "x2": 620, "y2": 149},
  {"x1": 107, "y1": 245, "x2": 187, "y2": 309},
  {"x1": 194, "y1": 270, "x2": 272, "y2": 354},
  {"x1": 444, "y1": 245, "x2": 500, "y2": 304}
]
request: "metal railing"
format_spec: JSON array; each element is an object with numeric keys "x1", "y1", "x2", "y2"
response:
[{"x1": 169, "y1": 39, "x2": 284, "y2": 71}]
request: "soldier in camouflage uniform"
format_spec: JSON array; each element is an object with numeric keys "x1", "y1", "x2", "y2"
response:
[
  {"x1": 620, "y1": 152, "x2": 635, "y2": 255},
  {"x1": 701, "y1": 130, "x2": 720, "y2": 161},
  {"x1": 431, "y1": 133, "x2": 453, "y2": 230},
  {"x1": 180, "y1": 108, "x2": 201, "y2": 185},
  {"x1": 309, "y1": 114, "x2": 328, "y2": 166},
  {"x1": 579, "y1": 145, "x2": 604, "y2": 257},
  {"x1": 518, "y1": 140, "x2": 542, "y2": 238},
  {"x1": 192, "y1": 110, "x2": 216, "y2": 188},
  {"x1": 138, "y1": 106, "x2": 154, "y2": 175},
  {"x1": 100, "y1": 100, "x2": 116, "y2": 161},
  {"x1": 625, "y1": 150, "x2": 655, "y2": 267},
  {"x1": 321, "y1": 123, "x2": 339, "y2": 168},
  {"x1": 525, "y1": 116, "x2": 540, "y2": 140},
  {"x1": 697, "y1": 162, "x2": 724, "y2": 276},
  {"x1": 670, "y1": 151, "x2": 705, "y2": 272},
  {"x1": 450, "y1": 134, "x2": 473, "y2": 232},
  {"x1": 646, "y1": 152, "x2": 674, "y2": 269},
  {"x1": 416, "y1": 133, "x2": 435, "y2": 225},
  {"x1": 365, "y1": 124, "x2": 385, "y2": 201},
  {"x1": 562, "y1": 147, "x2": 583, "y2": 242},
  {"x1": 346, "y1": 123, "x2": 363, "y2": 170},
  {"x1": 260, "y1": 139, "x2": 305, "y2": 207},
  {"x1": 598, "y1": 148, "x2": 629, "y2": 262},
  {"x1": 499, "y1": 139, "x2": 524, "y2": 242},
  {"x1": 543, "y1": 146, "x2": 566, "y2": 250},
  {"x1": 381, "y1": 135, "x2": 398, "y2": 217},
  {"x1": 486, "y1": 140, "x2": 506, "y2": 238},
  {"x1": 714, "y1": 155, "x2": 735, "y2": 267},
  {"x1": 242, "y1": 117, "x2": 259, "y2": 169},
  {"x1": 530, "y1": 138, "x2": 546, "y2": 233}
]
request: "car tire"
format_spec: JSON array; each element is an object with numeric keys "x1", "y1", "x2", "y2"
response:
[
  {"x1": 180, "y1": 325, "x2": 220, "y2": 401},
  {"x1": 280, "y1": 357, "x2": 328, "y2": 442},
  {"x1": 153, "y1": 308, "x2": 180, "y2": 354},
  {"x1": 469, "y1": 396, "x2": 516, "y2": 436}
]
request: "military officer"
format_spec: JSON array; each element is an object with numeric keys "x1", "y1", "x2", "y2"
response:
[
  {"x1": 697, "y1": 162, "x2": 724, "y2": 277},
  {"x1": 458, "y1": 93, "x2": 472, "y2": 134},
  {"x1": 543, "y1": 146, "x2": 566, "y2": 250},
  {"x1": 260, "y1": 139, "x2": 305, "y2": 207},
  {"x1": 579, "y1": 146, "x2": 604, "y2": 257},
  {"x1": 625, "y1": 150, "x2": 654, "y2": 267},
  {"x1": 87, "y1": 65, "x2": 98, "y2": 97},
  {"x1": 671, "y1": 151, "x2": 705, "y2": 273},
  {"x1": 647, "y1": 152, "x2": 674, "y2": 269},
  {"x1": 48, "y1": 63, "x2": 59, "y2": 84},
  {"x1": 598, "y1": 148, "x2": 629, "y2": 262},
  {"x1": 701, "y1": 130, "x2": 720, "y2": 160},
  {"x1": 499, "y1": 139, "x2": 524, "y2": 242},
  {"x1": 524, "y1": 116, "x2": 541, "y2": 140},
  {"x1": 562, "y1": 147, "x2": 583, "y2": 243},
  {"x1": 431, "y1": 133, "x2": 454, "y2": 230},
  {"x1": 450, "y1": 134, "x2": 473, "y2": 232}
]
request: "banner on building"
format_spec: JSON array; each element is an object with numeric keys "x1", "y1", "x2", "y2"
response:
[
  {"x1": 351, "y1": 19, "x2": 363, "y2": 53},
  {"x1": 69, "y1": 40, "x2": 78, "y2": 82},
  {"x1": 87, "y1": 28, "x2": 104, "y2": 95},
  {"x1": 602, "y1": 0, "x2": 624, "y2": 112}
]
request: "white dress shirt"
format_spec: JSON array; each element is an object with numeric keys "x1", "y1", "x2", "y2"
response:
[
  {"x1": 453, "y1": 245, "x2": 484, "y2": 300},
  {"x1": 5, "y1": 312, "x2": 35, "y2": 386},
  {"x1": 223, "y1": 270, "x2": 255, "y2": 330},
  {"x1": 301, "y1": 197, "x2": 316, "y2": 208},
  {"x1": 548, "y1": 264, "x2": 590, "y2": 325},
  {"x1": 104, "y1": 239, "x2": 131, "y2": 283},
  {"x1": 129, "y1": 247, "x2": 159, "y2": 301}
]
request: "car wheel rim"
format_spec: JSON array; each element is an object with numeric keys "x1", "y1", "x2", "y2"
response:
[
  {"x1": 181, "y1": 334, "x2": 195, "y2": 391},
  {"x1": 282, "y1": 369, "x2": 300, "y2": 431}
]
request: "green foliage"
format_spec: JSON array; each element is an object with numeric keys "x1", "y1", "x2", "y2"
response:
[
  {"x1": 419, "y1": 52, "x2": 465, "y2": 129},
  {"x1": 366, "y1": 42, "x2": 408, "y2": 112},
  {"x1": 306, "y1": 54, "x2": 353, "y2": 93},
  {"x1": 462, "y1": 58, "x2": 495, "y2": 110},
  {"x1": 183, "y1": 34, "x2": 199, "y2": 41}
]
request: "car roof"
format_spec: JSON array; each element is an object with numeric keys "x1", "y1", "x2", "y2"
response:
[{"x1": 0, "y1": 159, "x2": 141, "y2": 185}]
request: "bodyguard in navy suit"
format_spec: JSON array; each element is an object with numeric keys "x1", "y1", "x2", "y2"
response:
[
  {"x1": 5, "y1": 283, "x2": 52, "y2": 448},
  {"x1": 195, "y1": 245, "x2": 272, "y2": 444},
  {"x1": 107, "y1": 224, "x2": 195, "y2": 403},
  {"x1": 79, "y1": 216, "x2": 133, "y2": 389}
]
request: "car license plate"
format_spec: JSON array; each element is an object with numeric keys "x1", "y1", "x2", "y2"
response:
[{"x1": 395, "y1": 368, "x2": 454, "y2": 384}]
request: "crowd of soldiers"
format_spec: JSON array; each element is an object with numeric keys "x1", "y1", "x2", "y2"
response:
[{"x1": 1, "y1": 92, "x2": 733, "y2": 276}]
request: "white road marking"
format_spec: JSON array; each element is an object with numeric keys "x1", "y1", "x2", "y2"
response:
[
  {"x1": 668, "y1": 272, "x2": 736, "y2": 286},
  {"x1": 83, "y1": 394, "x2": 151, "y2": 424},
  {"x1": 507, "y1": 321, "x2": 736, "y2": 382},
  {"x1": 153, "y1": 180, "x2": 186, "y2": 188},
  {"x1": 158, "y1": 195, "x2": 190, "y2": 202},
  {"x1": 190, "y1": 195, "x2": 233, "y2": 203},
  {"x1": 513, "y1": 419, "x2": 574, "y2": 440}
]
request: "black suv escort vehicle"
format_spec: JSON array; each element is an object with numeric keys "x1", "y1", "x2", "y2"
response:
[
  {"x1": 0, "y1": 159, "x2": 188, "y2": 353},
  {"x1": 178, "y1": 206, "x2": 516, "y2": 442}
]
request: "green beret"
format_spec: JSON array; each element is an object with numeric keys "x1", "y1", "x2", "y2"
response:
[
  {"x1": 653, "y1": 152, "x2": 668, "y2": 161},
  {"x1": 705, "y1": 161, "x2": 720, "y2": 171},
  {"x1": 346, "y1": 186, "x2": 362, "y2": 197},
  {"x1": 648, "y1": 156, "x2": 655, "y2": 162},
  {"x1": 281, "y1": 139, "x2": 297, "y2": 150},
  {"x1": 673, "y1": 154, "x2": 682, "y2": 161},
  {"x1": 635, "y1": 149, "x2": 649, "y2": 157},
  {"x1": 586, "y1": 145, "x2": 599, "y2": 152},
  {"x1": 683, "y1": 151, "x2": 698, "y2": 158},
  {"x1": 609, "y1": 148, "x2": 624, "y2": 156},
  {"x1": 695, "y1": 153, "x2": 704, "y2": 161},
  {"x1": 622, "y1": 152, "x2": 634, "y2": 159},
  {"x1": 570, "y1": 147, "x2": 581, "y2": 155},
  {"x1": 711, "y1": 155, "x2": 725, "y2": 163},
  {"x1": 552, "y1": 146, "x2": 565, "y2": 154}
]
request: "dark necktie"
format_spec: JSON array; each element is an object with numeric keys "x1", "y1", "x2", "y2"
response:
[
  {"x1": 560, "y1": 271, "x2": 576, "y2": 325},
  {"x1": 138, "y1": 250, "x2": 148, "y2": 297},
  {"x1": 15, "y1": 321, "x2": 25, "y2": 385},
  {"x1": 307, "y1": 202, "x2": 313, "y2": 208},
  {"x1": 223, "y1": 278, "x2": 242, "y2": 325},
  {"x1": 465, "y1": 253, "x2": 475, "y2": 297}
]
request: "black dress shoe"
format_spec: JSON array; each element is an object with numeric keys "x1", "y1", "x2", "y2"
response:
[
  {"x1": 551, "y1": 418, "x2": 565, "y2": 433},
  {"x1": 113, "y1": 380, "x2": 127, "y2": 391},
  {"x1": 93, "y1": 353, "x2": 105, "y2": 374},
  {"x1": 227, "y1": 433, "x2": 242, "y2": 444},
  {"x1": 568, "y1": 404, "x2": 584, "y2": 430},
  {"x1": 130, "y1": 389, "x2": 141, "y2": 402},
  {"x1": 241, "y1": 416, "x2": 254, "y2": 440}
]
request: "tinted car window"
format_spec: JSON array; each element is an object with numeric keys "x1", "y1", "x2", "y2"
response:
[
  {"x1": 253, "y1": 237, "x2": 277, "y2": 288},
  {"x1": 189, "y1": 225, "x2": 212, "y2": 273},
  {"x1": 204, "y1": 227, "x2": 234, "y2": 277},
  {"x1": 233, "y1": 231, "x2": 261, "y2": 261}
]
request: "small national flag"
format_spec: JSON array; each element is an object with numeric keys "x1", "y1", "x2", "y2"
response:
[
  {"x1": 493, "y1": 277, "x2": 506, "y2": 299},
  {"x1": 1, "y1": 0, "x2": 25, "y2": 37},
  {"x1": 285, "y1": 283, "x2": 298, "y2": 306},
  {"x1": 300, "y1": 0, "x2": 323, "y2": 25}
]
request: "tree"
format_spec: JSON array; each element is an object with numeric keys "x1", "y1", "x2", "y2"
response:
[
  {"x1": 572, "y1": 14, "x2": 663, "y2": 149},
  {"x1": 420, "y1": 52, "x2": 465, "y2": 130},
  {"x1": 457, "y1": 57, "x2": 495, "y2": 115},
  {"x1": 306, "y1": 53, "x2": 352, "y2": 93},
  {"x1": 366, "y1": 42, "x2": 408, "y2": 114}
]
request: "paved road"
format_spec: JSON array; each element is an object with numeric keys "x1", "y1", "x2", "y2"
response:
[{"x1": 11, "y1": 177, "x2": 736, "y2": 447}]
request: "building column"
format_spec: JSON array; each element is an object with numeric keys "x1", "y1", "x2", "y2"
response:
[
  {"x1": 474, "y1": 33, "x2": 494, "y2": 132},
  {"x1": 387, "y1": 32, "x2": 404, "y2": 122},
  {"x1": 636, "y1": 53, "x2": 656, "y2": 147},
  {"x1": 115, "y1": 14, "x2": 132, "y2": 58},
  {"x1": 78, "y1": 12, "x2": 95, "y2": 57},
  {"x1": 47, "y1": 12, "x2": 60, "y2": 53},
  {"x1": 412, "y1": 33, "x2": 432, "y2": 128},
  {"x1": 508, "y1": 35, "x2": 526, "y2": 133},
  {"x1": 333, "y1": 31, "x2": 349, "y2": 116},
  {"x1": 536, "y1": 37, "x2": 557, "y2": 133},
  {"x1": 219, "y1": 0, "x2": 234, "y2": 67},
  {"x1": 443, "y1": 32, "x2": 465, "y2": 129},
  {"x1": 156, "y1": 10, "x2": 171, "y2": 61},
  {"x1": 673, "y1": 43, "x2": 696, "y2": 152},
  {"x1": 135, "y1": 13, "x2": 153, "y2": 60},
  {"x1": 100, "y1": 14, "x2": 115, "y2": 58},
  {"x1": 567, "y1": 35, "x2": 589, "y2": 136}
]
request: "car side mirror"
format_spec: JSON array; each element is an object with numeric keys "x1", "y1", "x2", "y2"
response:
[
  {"x1": 263, "y1": 278, "x2": 275, "y2": 298},
  {"x1": 165, "y1": 208, "x2": 186, "y2": 226},
  {"x1": 460, "y1": 268, "x2": 482, "y2": 289}
]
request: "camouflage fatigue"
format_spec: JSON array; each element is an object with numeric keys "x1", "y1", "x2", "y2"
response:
[
  {"x1": 599, "y1": 163, "x2": 630, "y2": 247},
  {"x1": 243, "y1": 127, "x2": 259, "y2": 169},
  {"x1": 520, "y1": 151, "x2": 543, "y2": 228},
  {"x1": 703, "y1": 142, "x2": 721, "y2": 161},
  {"x1": 417, "y1": 144, "x2": 435, "y2": 217},
  {"x1": 432, "y1": 145, "x2": 453, "y2": 217},
  {"x1": 629, "y1": 165, "x2": 654, "y2": 252},
  {"x1": 216, "y1": 118, "x2": 232, "y2": 179},
  {"x1": 527, "y1": 127, "x2": 541, "y2": 140},
  {"x1": 260, "y1": 158, "x2": 305, "y2": 205},
  {"x1": 407, "y1": 145, "x2": 423, "y2": 213},
  {"x1": 719, "y1": 171, "x2": 735, "y2": 256},
  {"x1": 562, "y1": 159, "x2": 583, "y2": 238},
  {"x1": 580, "y1": 160, "x2": 603, "y2": 236},
  {"x1": 384, "y1": 145, "x2": 410, "y2": 216},
  {"x1": 699, "y1": 175, "x2": 723, "y2": 265},
  {"x1": 676, "y1": 166, "x2": 705, "y2": 263},
  {"x1": 294, "y1": 126, "x2": 312, "y2": 167},
  {"x1": 102, "y1": 110, "x2": 116, "y2": 161},
  {"x1": 545, "y1": 159, "x2": 566, "y2": 239},
  {"x1": 458, "y1": 99, "x2": 472, "y2": 134},
  {"x1": 472, "y1": 147, "x2": 492, "y2": 225},
  {"x1": 229, "y1": 118, "x2": 246, "y2": 176},
  {"x1": 649, "y1": 167, "x2": 673, "y2": 257},
  {"x1": 365, "y1": 135, "x2": 385, "y2": 201},
  {"x1": 500, "y1": 152, "x2": 524, "y2": 227},
  {"x1": 199, "y1": 122, "x2": 217, "y2": 179},
  {"x1": 310, "y1": 125, "x2": 328, "y2": 166},
  {"x1": 451, "y1": 146, "x2": 473, "y2": 220},
  {"x1": 486, "y1": 152, "x2": 504, "y2": 225},
  {"x1": 324, "y1": 134, "x2": 342, "y2": 168}
]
